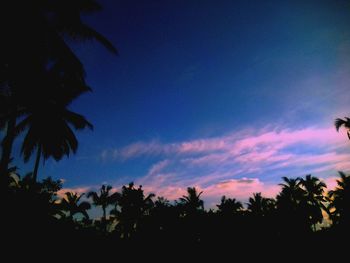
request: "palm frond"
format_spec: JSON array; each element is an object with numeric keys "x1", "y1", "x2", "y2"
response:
[
  {"x1": 335, "y1": 118, "x2": 347, "y2": 131},
  {"x1": 67, "y1": 23, "x2": 118, "y2": 54}
]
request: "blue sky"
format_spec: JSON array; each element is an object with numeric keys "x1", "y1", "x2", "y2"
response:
[{"x1": 12, "y1": 0, "x2": 350, "y2": 205}]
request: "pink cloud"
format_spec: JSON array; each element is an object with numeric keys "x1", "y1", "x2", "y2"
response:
[
  {"x1": 102, "y1": 126, "x2": 346, "y2": 165},
  {"x1": 147, "y1": 159, "x2": 170, "y2": 175},
  {"x1": 98, "y1": 125, "x2": 350, "y2": 207},
  {"x1": 57, "y1": 187, "x2": 91, "y2": 198},
  {"x1": 137, "y1": 176, "x2": 281, "y2": 208},
  {"x1": 322, "y1": 176, "x2": 339, "y2": 192},
  {"x1": 202, "y1": 178, "x2": 281, "y2": 206},
  {"x1": 118, "y1": 140, "x2": 171, "y2": 159},
  {"x1": 142, "y1": 185, "x2": 187, "y2": 201},
  {"x1": 179, "y1": 138, "x2": 227, "y2": 153}
]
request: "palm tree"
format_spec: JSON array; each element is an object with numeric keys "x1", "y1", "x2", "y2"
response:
[
  {"x1": 247, "y1": 193, "x2": 275, "y2": 217},
  {"x1": 217, "y1": 196, "x2": 243, "y2": 215},
  {"x1": 299, "y1": 175, "x2": 327, "y2": 230},
  {"x1": 276, "y1": 177, "x2": 313, "y2": 233},
  {"x1": 87, "y1": 185, "x2": 119, "y2": 222},
  {"x1": 328, "y1": 171, "x2": 350, "y2": 226},
  {"x1": 112, "y1": 182, "x2": 155, "y2": 238},
  {"x1": 0, "y1": 0, "x2": 117, "y2": 178},
  {"x1": 0, "y1": 88, "x2": 23, "y2": 177},
  {"x1": 335, "y1": 117, "x2": 350, "y2": 140},
  {"x1": 59, "y1": 192, "x2": 91, "y2": 221},
  {"x1": 277, "y1": 177, "x2": 304, "y2": 211},
  {"x1": 14, "y1": 93, "x2": 93, "y2": 181},
  {"x1": 277, "y1": 177, "x2": 305, "y2": 204},
  {"x1": 178, "y1": 187, "x2": 204, "y2": 216}
]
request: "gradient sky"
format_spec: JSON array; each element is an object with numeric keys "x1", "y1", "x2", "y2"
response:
[{"x1": 13, "y1": 0, "x2": 350, "y2": 206}]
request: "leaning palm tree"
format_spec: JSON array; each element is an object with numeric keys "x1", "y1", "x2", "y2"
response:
[
  {"x1": 335, "y1": 117, "x2": 350, "y2": 140},
  {"x1": 14, "y1": 93, "x2": 93, "y2": 181},
  {"x1": 87, "y1": 185, "x2": 119, "y2": 222},
  {"x1": 59, "y1": 192, "x2": 91, "y2": 221}
]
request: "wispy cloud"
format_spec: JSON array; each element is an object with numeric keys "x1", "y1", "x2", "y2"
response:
[
  {"x1": 97, "y1": 125, "x2": 350, "y2": 206},
  {"x1": 102, "y1": 126, "x2": 347, "y2": 160}
]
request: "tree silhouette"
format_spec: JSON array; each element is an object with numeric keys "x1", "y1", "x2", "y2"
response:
[
  {"x1": 328, "y1": 171, "x2": 350, "y2": 226},
  {"x1": 335, "y1": 117, "x2": 350, "y2": 140},
  {"x1": 277, "y1": 177, "x2": 305, "y2": 204},
  {"x1": 178, "y1": 187, "x2": 204, "y2": 216},
  {"x1": 59, "y1": 192, "x2": 91, "y2": 221},
  {"x1": 217, "y1": 195, "x2": 243, "y2": 215},
  {"x1": 247, "y1": 193, "x2": 275, "y2": 217},
  {"x1": 0, "y1": 0, "x2": 117, "y2": 178},
  {"x1": 299, "y1": 175, "x2": 327, "y2": 230},
  {"x1": 112, "y1": 182, "x2": 154, "y2": 239},
  {"x1": 0, "y1": 89, "x2": 20, "y2": 178},
  {"x1": 87, "y1": 185, "x2": 119, "y2": 223},
  {"x1": 14, "y1": 92, "x2": 93, "y2": 181},
  {"x1": 276, "y1": 177, "x2": 311, "y2": 234}
]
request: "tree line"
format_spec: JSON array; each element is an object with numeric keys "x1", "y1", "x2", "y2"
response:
[
  {"x1": 4, "y1": 170, "x2": 350, "y2": 237},
  {"x1": 2, "y1": 170, "x2": 350, "y2": 257}
]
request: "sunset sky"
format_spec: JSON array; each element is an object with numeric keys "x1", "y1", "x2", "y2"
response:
[{"x1": 14, "y1": 0, "x2": 350, "y2": 206}]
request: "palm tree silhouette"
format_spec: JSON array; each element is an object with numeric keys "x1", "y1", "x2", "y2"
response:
[
  {"x1": 0, "y1": 89, "x2": 21, "y2": 177},
  {"x1": 328, "y1": 171, "x2": 350, "y2": 226},
  {"x1": 0, "y1": 0, "x2": 117, "y2": 178},
  {"x1": 112, "y1": 182, "x2": 154, "y2": 239},
  {"x1": 14, "y1": 95, "x2": 93, "y2": 181},
  {"x1": 276, "y1": 177, "x2": 311, "y2": 234},
  {"x1": 299, "y1": 175, "x2": 327, "y2": 230},
  {"x1": 87, "y1": 185, "x2": 119, "y2": 223},
  {"x1": 179, "y1": 187, "x2": 204, "y2": 216},
  {"x1": 217, "y1": 195, "x2": 243, "y2": 215},
  {"x1": 335, "y1": 117, "x2": 350, "y2": 140},
  {"x1": 247, "y1": 193, "x2": 275, "y2": 217},
  {"x1": 59, "y1": 192, "x2": 91, "y2": 221},
  {"x1": 277, "y1": 177, "x2": 305, "y2": 207}
]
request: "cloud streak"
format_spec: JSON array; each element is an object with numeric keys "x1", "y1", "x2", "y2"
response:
[{"x1": 98, "y1": 125, "x2": 350, "y2": 207}]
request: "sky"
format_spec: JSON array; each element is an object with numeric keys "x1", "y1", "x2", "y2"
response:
[{"x1": 13, "y1": 0, "x2": 350, "y2": 207}]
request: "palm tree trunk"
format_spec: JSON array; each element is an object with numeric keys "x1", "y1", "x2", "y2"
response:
[
  {"x1": 33, "y1": 143, "x2": 42, "y2": 182},
  {"x1": 0, "y1": 116, "x2": 16, "y2": 177},
  {"x1": 103, "y1": 206, "x2": 106, "y2": 221},
  {"x1": 102, "y1": 206, "x2": 107, "y2": 232}
]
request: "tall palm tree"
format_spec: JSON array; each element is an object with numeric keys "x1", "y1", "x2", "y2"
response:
[
  {"x1": 335, "y1": 117, "x2": 350, "y2": 140},
  {"x1": 87, "y1": 185, "x2": 119, "y2": 222},
  {"x1": 59, "y1": 192, "x2": 91, "y2": 221},
  {"x1": 0, "y1": 0, "x2": 117, "y2": 178},
  {"x1": 217, "y1": 195, "x2": 243, "y2": 215},
  {"x1": 328, "y1": 171, "x2": 350, "y2": 225},
  {"x1": 299, "y1": 175, "x2": 327, "y2": 230}
]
